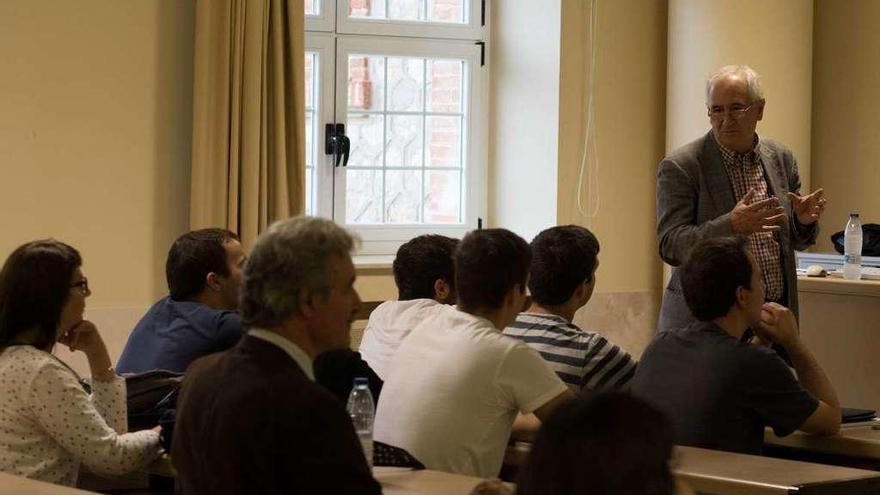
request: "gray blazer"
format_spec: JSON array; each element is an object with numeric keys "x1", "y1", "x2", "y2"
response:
[{"x1": 656, "y1": 131, "x2": 818, "y2": 333}]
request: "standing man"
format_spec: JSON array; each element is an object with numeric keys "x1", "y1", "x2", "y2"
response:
[
  {"x1": 172, "y1": 217, "x2": 380, "y2": 495},
  {"x1": 657, "y1": 65, "x2": 827, "y2": 333}
]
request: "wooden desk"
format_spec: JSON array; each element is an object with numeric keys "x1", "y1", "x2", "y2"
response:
[
  {"x1": 676, "y1": 445, "x2": 880, "y2": 494},
  {"x1": 0, "y1": 471, "x2": 98, "y2": 494},
  {"x1": 765, "y1": 422, "x2": 880, "y2": 470},
  {"x1": 375, "y1": 467, "x2": 504, "y2": 495},
  {"x1": 506, "y1": 442, "x2": 880, "y2": 494}
]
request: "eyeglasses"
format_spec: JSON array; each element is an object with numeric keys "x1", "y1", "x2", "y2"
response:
[
  {"x1": 70, "y1": 278, "x2": 90, "y2": 295},
  {"x1": 707, "y1": 103, "x2": 754, "y2": 120}
]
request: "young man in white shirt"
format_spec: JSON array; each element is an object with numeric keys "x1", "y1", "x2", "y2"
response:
[
  {"x1": 358, "y1": 234, "x2": 459, "y2": 380},
  {"x1": 374, "y1": 229, "x2": 574, "y2": 478}
]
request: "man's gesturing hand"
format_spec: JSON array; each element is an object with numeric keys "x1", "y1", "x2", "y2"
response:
[
  {"x1": 730, "y1": 188, "x2": 785, "y2": 236},
  {"x1": 788, "y1": 188, "x2": 826, "y2": 226}
]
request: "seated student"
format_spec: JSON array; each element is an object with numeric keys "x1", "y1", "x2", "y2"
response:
[
  {"x1": 172, "y1": 217, "x2": 380, "y2": 495},
  {"x1": 517, "y1": 392, "x2": 686, "y2": 495},
  {"x1": 632, "y1": 237, "x2": 840, "y2": 454},
  {"x1": 117, "y1": 228, "x2": 245, "y2": 374},
  {"x1": 358, "y1": 234, "x2": 458, "y2": 380},
  {"x1": 0, "y1": 240, "x2": 161, "y2": 486},
  {"x1": 374, "y1": 228, "x2": 574, "y2": 478},
  {"x1": 504, "y1": 225, "x2": 636, "y2": 392}
]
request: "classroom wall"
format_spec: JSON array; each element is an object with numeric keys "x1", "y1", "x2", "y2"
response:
[
  {"x1": 0, "y1": 0, "x2": 196, "y2": 372},
  {"x1": 556, "y1": 0, "x2": 668, "y2": 357},
  {"x1": 488, "y1": 0, "x2": 561, "y2": 242},
  {"x1": 811, "y1": 0, "x2": 880, "y2": 252}
]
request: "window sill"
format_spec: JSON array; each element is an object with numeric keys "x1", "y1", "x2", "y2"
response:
[{"x1": 353, "y1": 254, "x2": 394, "y2": 270}]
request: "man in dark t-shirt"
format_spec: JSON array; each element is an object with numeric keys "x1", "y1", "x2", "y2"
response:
[
  {"x1": 118, "y1": 229, "x2": 246, "y2": 374},
  {"x1": 633, "y1": 237, "x2": 840, "y2": 454}
]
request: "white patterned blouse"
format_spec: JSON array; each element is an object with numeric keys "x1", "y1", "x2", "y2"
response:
[{"x1": 0, "y1": 345, "x2": 161, "y2": 486}]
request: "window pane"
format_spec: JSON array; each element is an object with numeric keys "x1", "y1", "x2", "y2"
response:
[
  {"x1": 305, "y1": 53, "x2": 315, "y2": 108},
  {"x1": 428, "y1": 0, "x2": 464, "y2": 23},
  {"x1": 426, "y1": 60, "x2": 462, "y2": 113},
  {"x1": 424, "y1": 170, "x2": 461, "y2": 223},
  {"x1": 347, "y1": 114, "x2": 384, "y2": 167},
  {"x1": 346, "y1": 170, "x2": 382, "y2": 224},
  {"x1": 304, "y1": 51, "x2": 318, "y2": 216},
  {"x1": 305, "y1": 167, "x2": 314, "y2": 215},
  {"x1": 348, "y1": 55, "x2": 385, "y2": 111},
  {"x1": 426, "y1": 116, "x2": 461, "y2": 168},
  {"x1": 387, "y1": 58, "x2": 424, "y2": 112},
  {"x1": 305, "y1": 111, "x2": 314, "y2": 167},
  {"x1": 349, "y1": 0, "x2": 466, "y2": 24},
  {"x1": 344, "y1": 53, "x2": 468, "y2": 226},
  {"x1": 305, "y1": 0, "x2": 318, "y2": 16},
  {"x1": 385, "y1": 170, "x2": 422, "y2": 223},
  {"x1": 386, "y1": 115, "x2": 423, "y2": 167}
]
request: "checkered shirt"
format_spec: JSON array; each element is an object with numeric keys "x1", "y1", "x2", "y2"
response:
[{"x1": 718, "y1": 136, "x2": 784, "y2": 301}]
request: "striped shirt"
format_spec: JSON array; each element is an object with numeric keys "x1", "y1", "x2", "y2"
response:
[
  {"x1": 718, "y1": 135, "x2": 784, "y2": 301},
  {"x1": 503, "y1": 313, "x2": 637, "y2": 392}
]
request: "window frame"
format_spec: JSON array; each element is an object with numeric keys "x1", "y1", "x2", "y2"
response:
[
  {"x1": 305, "y1": 1, "x2": 489, "y2": 257},
  {"x1": 337, "y1": 0, "x2": 486, "y2": 41}
]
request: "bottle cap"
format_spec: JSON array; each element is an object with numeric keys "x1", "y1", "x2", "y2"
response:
[
  {"x1": 353, "y1": 377, "x2": 369, "y2": 387},
  {"x1": 850, "y1": 212, "x2": 860, "y2": 217}
]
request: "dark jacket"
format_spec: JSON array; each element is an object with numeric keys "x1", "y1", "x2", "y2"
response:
[{"x1": 172, "y1": 335, "x2": 381, "y2": 495}]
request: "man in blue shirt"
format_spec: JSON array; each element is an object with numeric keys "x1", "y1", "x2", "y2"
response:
[{"x1": 117, "y1": 228, "x2": 246, "y2": 373}]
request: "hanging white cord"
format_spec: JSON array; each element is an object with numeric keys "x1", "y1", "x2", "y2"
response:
[{"x1": 576, "y1": 0, "x2": 600, "y2": 221}]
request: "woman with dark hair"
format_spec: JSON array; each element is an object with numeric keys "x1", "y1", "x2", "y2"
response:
[
  {"x1": 0, "y1": 240, "x2": 161, "y2": 486},
  {"x1": 516, "y1": 392, "x2": 691, "y2": 495}
]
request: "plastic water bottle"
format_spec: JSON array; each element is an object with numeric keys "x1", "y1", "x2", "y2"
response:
[
  {"x1": 843, "y1": 212, "x2": 863, "y2": 280},
  {"x1": 346, "y1": 377, "x2": 374, "y2": 467}
]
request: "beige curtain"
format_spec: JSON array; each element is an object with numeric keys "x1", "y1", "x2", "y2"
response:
[{"x1": 190, "y1": 0, "x2": 305, "y2": 249}]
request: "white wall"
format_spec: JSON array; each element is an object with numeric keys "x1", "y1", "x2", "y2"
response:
[{"x1": 488, "y1": 0, "x2": 561, "y2": 241}]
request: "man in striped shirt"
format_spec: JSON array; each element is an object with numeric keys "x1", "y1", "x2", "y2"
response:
[{"x1": 504, "y1": 225, "x2": 637, "y2": 392}]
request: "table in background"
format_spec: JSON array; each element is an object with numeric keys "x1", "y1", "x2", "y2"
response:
[
  {"x1": 0, "y1": 471, "x2": 98, "y2": 495},
  {"x1": 506, "y1": 442, "x2": 880, "y2": 494},
  {"x1": 797, "y1": 276, "x2": 880, "y2": 410},
  {"x1": 765, "y1": 421, "x2": 880, "y2": 470},
  {"x1": 375, "y1": 467, "x2": 507, "y2": 495}
]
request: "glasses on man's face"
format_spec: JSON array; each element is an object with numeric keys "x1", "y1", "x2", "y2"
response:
[
  {"x1": 708, "y1": 103, "x2": 754, "y2": 121},
  {"x1": 70, "y1": 278, "x2": 90, "y2": 295}
]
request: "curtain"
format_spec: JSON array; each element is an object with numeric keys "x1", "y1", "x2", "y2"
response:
[{"x1": 190, "y1": 0, "x2": 305, "y2": 249}]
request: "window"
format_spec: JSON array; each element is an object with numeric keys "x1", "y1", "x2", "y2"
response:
[{"x1": 305, "y1": 0, "x2": 488, "y2": 256}]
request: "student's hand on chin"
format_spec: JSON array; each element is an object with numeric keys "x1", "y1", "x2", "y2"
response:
[{"x1": 59, "y1": 320, "x2": 101, "y2": 354}]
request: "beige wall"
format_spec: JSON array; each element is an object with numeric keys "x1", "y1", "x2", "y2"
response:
[
  {"x1": 666, "y1": 0, "x2": 814, "y2": 190},
  {"x1": 0, "y1": 0, "x2": 196, "y2": 372},
  {"x1": 812, "y1": 0, "x2": 880, "y2": 252},
  {"x1": 556, "y1": 0, "x2": 667, "y2": 356}
]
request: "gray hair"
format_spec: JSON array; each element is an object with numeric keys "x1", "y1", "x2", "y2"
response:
[
  {"x1": 705, "y1": 65, "x2": 764, "y2": 104},
  {"x1": 240, "y1": 216, "x2": 360, "y2": 329}
]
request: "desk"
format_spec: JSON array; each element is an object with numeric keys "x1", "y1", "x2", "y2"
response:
[
  {"x1": 374, "y1": 467, "x2": 504, "y2": 495},
  {"x1": 0, "y1": 471, "x2": 98, "y2": 494},
  {"x1": 797, "y1": 276, "x2": 880, "y2": 410},
  {"x1": 505, "y1": 442, "x2": 880, "y2": 494},
  {"x1": 765, "y1": 422, "x2": 880, "y2": 470},
  {"x1": 676, "y1": 445, "x2": 880, "y2": 494}
]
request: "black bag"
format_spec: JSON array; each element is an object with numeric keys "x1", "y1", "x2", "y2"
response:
[
  {"x1": 831, "y1": 223, "x2": 880, "y2": 257},
  {"x1": 125, "y1": 370, "x2": 184, "y2": 431}
]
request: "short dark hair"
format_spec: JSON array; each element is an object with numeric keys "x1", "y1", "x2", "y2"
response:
[
  {"x1": 680, "y1": 237, "x2": 753, "y2": 321},
  {"x1": 529, "y1": 225, "x2": 600, "y2": 306},
  {"x1": 518, "y1": 392, "x2": 675, "y2": 495},
  {"x1": 455, "y1": 228, "x2": 531, "y2": 311},
  {"x1": 0, "y1": 240, "x2": 82, "y2": 350},
  {"x1": 393, "y1": 235, "x2": 459, "y2": 301},
  {"x1": 166, "y1": 228, "x2": 239, "y2": 301}
]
